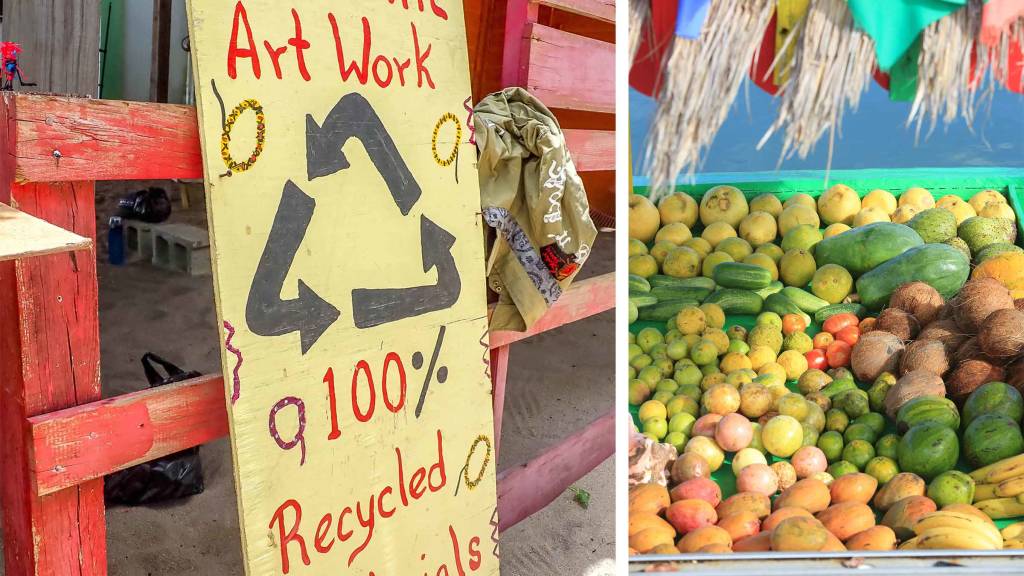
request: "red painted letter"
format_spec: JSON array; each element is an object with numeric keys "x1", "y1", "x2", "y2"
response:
[
  {"x1": 288, "y1": 8, "x2": 312, "y2": 81},
  {"x1": 329, "y1": 13, "x2": 370, "y2": 85},
  {"x1": 314, "y1": 514, "x2": 334, "y2": 553},
  {"x1": 469, "y1": 536, "x2": 482, "y2": 570},
  {"x1": 269, "y1": 499, "x2": 310, "y2": 574},
  {"x1": 411, "y1": 23, "x2": 435, "y2": 89},
  {"x1": 227, "y1": 1, "x2": 261, "y2": 79}
]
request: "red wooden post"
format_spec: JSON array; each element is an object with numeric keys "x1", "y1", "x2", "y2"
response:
[
  {"x1": 501, "y1": 0, "x2": 539, "y2": 87},
  {"x1": 0, "y1": 89, "x2": 106, "y2": 576}
]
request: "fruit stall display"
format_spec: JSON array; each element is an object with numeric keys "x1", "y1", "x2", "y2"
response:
[{"x1": 627, "y1": 168, "x2": 1024, "y2": 556}]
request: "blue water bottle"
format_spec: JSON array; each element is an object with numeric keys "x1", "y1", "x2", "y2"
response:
[{"x1": 108, "y1": 216, "x2": 124, "y2": 265}]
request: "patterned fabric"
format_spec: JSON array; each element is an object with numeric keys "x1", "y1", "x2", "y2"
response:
[{"x1": 482, "y1": 207, "x2": 562, "y2": 306}]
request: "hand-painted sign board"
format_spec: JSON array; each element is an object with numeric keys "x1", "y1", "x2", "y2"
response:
[{"x1": 185, "y1": 2, "x2": 499, "y2": 574}]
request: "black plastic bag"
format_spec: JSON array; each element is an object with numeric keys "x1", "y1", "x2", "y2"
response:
[
  {"x1": 104, "y1": 353, "x2": 205, "y2": 505},
  {"x1": 117, "y1": 187, "x2": 172, "y2": 223}
]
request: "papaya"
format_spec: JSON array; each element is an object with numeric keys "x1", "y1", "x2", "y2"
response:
[
  {"x1": 881, "y1": 495, "x2": 937, "y2": 540},
  {"x1": 816, "y1": 502, "x2": 875, "y2": 541},
  {"x1": 814, "y1": 222, "x2": 923, "y2": 277},
  {"x1": 972, "y1": 252, "x2": 1024, "y2": 298},
  {"x1": 855, "y1": 244, "x2": 970, "y2": 311},
  {"x1": 873, "y1": 473, "x2": 926, "y2": 511}
]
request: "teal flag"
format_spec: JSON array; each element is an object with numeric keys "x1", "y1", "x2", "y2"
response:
[{"x1": 847, "y1": 0, "x2": 969, "y2": 71}]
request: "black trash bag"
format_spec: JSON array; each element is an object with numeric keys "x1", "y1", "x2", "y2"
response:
[
  {"x1": 104, "y1": 353, "x2": 205, "y2": 505},
  {"x1": 117, "y1": 187, "x2": 172, "y2": 223}
]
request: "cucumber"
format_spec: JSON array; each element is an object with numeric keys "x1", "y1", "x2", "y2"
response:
[
  {"x1": 780, "y1": 287, "x2": 830, "y2": 314},
  {"x1": 650, "y1": 285, "x2": 714, "y2": 303},
  {"x1": 629, "y1": 294, "x2": 658, "y2": 308},
  {"x1": 764, "y1": 293, "x2": 811, "y2": 325},
  {"x1": 703, "y1": 289, "x2": 764, "y2": 315},
  {"x1": 814, "y1": 303, "x2": 866, "y2": 325},
  {"x1": 628, "y1": 274, "x2": 651, "y2": 293},
  {"x1": 638, "y1": 300, "x2": 700, "y2": 322},
  {"x1": 754, "y1": 281, "x2": 784, "y2": 299},
  {"x1": 712, "y1": 262, "x2": 773, "y2": 290},
  {"x1": 648, "y1": 275, "x2": 716, "y2": 291},
  {"x1": 822, "y1": 378, "x2": 858, "y2": 398}
]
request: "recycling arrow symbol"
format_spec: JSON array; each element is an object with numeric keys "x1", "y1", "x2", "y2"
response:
[{"x1": 245, "y1": 93, "x2": 462, "y2": 353}]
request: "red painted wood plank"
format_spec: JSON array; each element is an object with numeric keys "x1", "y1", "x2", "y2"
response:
[
  {"x1": 8, "y1": 93, "x2": 201, "y2": 184},
  {"x1": 522, "y1": 24, "x2": 614, "y2": 114},
  {"x1": 538, "y1": 0, "x2": 615, "y2": 22},
  {"x1": 489, "y1": 272, "x2": 614, "y2": 348},
  {"x1": 564, "y1": 129, "x2": 614, "y2": 172},
  {"x1": 29, "y1": 375, "x2": 229, "y2": 497},
  {"x1": 1, "y1": 175, "x2": 107, "y2": 576},
  {"x1": 496, "y1": 410, "x2": 614, "y2": 530}
]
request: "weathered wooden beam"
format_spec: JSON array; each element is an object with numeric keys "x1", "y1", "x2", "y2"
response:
[
  {"x1": 4, "y1": 0, "x2": 101, "y2": 96},
  {"x1": 489, "y1": 272, "x2": 615, "y2": 348},
  {"x1": 496, "y1": 410, "x2": 615, "y2": 531},
  {"x1": 0, "y1": 202, "x2": 91, "y2": 261},
  {"x1": 538, "y1": 0, "x2": 615, "y2": 22},
  {"x1": 522, "y1": 24, "x2": 615, "y2": 114}
]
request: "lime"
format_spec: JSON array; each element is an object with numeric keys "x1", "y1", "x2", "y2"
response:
[
  {"x1": 827, "y1": 460, "x2": 859, "y2": 478},
  {"x1": 875, "y1": 434, "x2": 901, "y2": 460},
  {"x1": 865, "y1": 456, "x2": 900, "y2": 485},
  {"x1": 817, "y1": 430, "x2": 845, "y2": 462},
  {"x1": 642, "y1": 417, "x2": 668, "y2": 440},
  {"x1": 842, "y1": 439, "x2": 875, "y2": 470}
]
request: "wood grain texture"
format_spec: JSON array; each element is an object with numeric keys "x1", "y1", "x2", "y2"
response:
[
  {"x1": 7, "y1": 93, "x2": 202, "y2": 184},
  {"x1": 29, "y1": 375, "x2": 229, "y2": 497},
  {"x1": 489, "y1": 346, "x2": 511, "y2": 458},
  {"x1": 538, "y1": 0, "x2": 615, "y2": 22},
  {"x1": 496, "y1": 410, "x2": 614, "y2": 530},
  {"x1": 0, "y1": 202, "x2": 91, "y2": 261},
  {"x1": 4, "y1": 0, "x2": 101, "y2": 96},
  {"x1": 563, "y1": 129, "x2": 614, "y2": 172},
  {"x1": 0, "y1": 178, "x2": 106, "y2": 575},
  {"x1": 522, "y1": 24, "x2": 614, "y2": 113}
]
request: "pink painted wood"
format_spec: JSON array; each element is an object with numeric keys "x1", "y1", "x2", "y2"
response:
[
  {"x1": 496, "y1": 410, "x2": 615, "y2": 531},
  {"x1": 521, "y1": 23, "x2": 615, "y2": 114},
  {"x1": 489, "y1": 273, "x2": 615, "y2": 348},
  {"x1": 489, "y1": 345, "x2": 511, "y2": 457},
  {"x1": 563, "y1": 129, "x2": 615, "y2": 172},
  {"x1": 539, "y1": 0, "x2": 615, "y2": 22}
]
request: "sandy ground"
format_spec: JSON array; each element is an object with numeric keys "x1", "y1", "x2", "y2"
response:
[{"x1": 0, "y1": 180, "x2": 614, "y2": 576}]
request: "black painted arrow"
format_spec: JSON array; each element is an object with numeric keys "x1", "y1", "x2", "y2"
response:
[
  {"x1": 305, "y1": 92, "x2": 421, "y2": 216},
  {"x1": 351, "y1": 215, "x2": 462, "y2": 328},
  {"x1": 246, "y1": 180, "x2": 340, "y2": 354}
]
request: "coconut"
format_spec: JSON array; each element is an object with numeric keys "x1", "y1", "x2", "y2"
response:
[
  {"x1": 851, "y1": 331, "x2": 906, "y2": 383},
  {"x1": 952, "y1": 337, "x2": 995, "y2": 366},
  {"x1": 978, "y1": 309, "x2": 1024, "y2": 359},
  {"x1": 952, "y1": 277, "x2": 1015, "y2": 334},
  {"x1": 884, "y1": 370, "x2": 946, "y2": 420},
  {"x1": 1015, "y1": 298, "x2": 1024, "y2": 312},
  {"x1": 899, "y1": 339, "x2": 949, "y2": 377},
  {"x1": 875, "y1": 308, "x2": 920, "y2": 341},
  {"x1": 917, "y1": 319, "x2": 968, "y2": 355},
  {"x1": 1007, "y1": 357, "x2": 1024, "y2": 396},
  {"x1": 947, "y1": 359, "x2": 1006, "y2": 404},
  {"x1": 889, "y1": 282, "x2": 945, "y2": 326}
]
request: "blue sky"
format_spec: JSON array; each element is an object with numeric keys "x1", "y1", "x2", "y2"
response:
[{"x1": 630, "y1": 83, "x2": 1023, "y2": 175}]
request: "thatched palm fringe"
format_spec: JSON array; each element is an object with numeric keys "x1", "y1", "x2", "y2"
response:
[
  {"x1": 908, "y1": 0, "x2": 985, "y2": 142},
  {"x1": 758, "y1": 0, "x2": 876, "y2": 170},
  {"x1": 994, "y1": 19, "x2": 1024, "y2": 92},
  {"x1": 643, "y1": 0, "x2": 775, "y2": 201},
  {"x1": 630, "y1": 0, "x2": 650, "y2": 62}
]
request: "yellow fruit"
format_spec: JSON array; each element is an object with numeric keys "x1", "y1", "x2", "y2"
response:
[
  {"x1": 733, "y1": 447, "x2": 769, "y2": 475},
  {"x1": 649, "y1": 240, "x2": 677, "y2": 265},
  {"x1": 658, "y1": 192, "x2": 699, "y2": 227},
  {"x1": 638, "y1": 400, "x2": 668, "y2": 422},
  {"x1": 654, "y1": 222, "x2": 693, "y2": 245},
  {"x1": 980, "y1": 201, "x2": 1016, "y2": 221},
  {"x1": 779, "y1": 249, "x2": 817, "y2": 287},
  {"x1": 717, "y1": 237, "x2": 754, "y2": 262},
  {"x1": 784, "y1": 194, "x2": 817, "y2": 210},
  {"x1": 747, "y1": 346, "x2": 777, "y2": 371},
  {"x1": 936, "y1": 195, "x2": 977, "y2": 225},
  {"x1": 811, "y1": 263, "x2": 854, "y2": 304},
  {"x1": 900, "y1": 187, "x2": 935, "y2": 210},
  {"x1": 758, "y1": 362, "x2": 788, "y2": 384},
  {"x1": 629, "y1": 254, "x2": 659, "y2": 278},
  {"x1": 720, "y1": 352, "x2": 753, "y2": 374},
  {"x1": 969, "y1": 189, "x2": 1006, "y2": 213},
  {"x1": 743, "y1": 253, "x2": 780, "y2": 281},
  {"x1": 662, "y1": 247, "x2": 702, "y2": 278},
  {"x1": 629, "y1": 194, "x2": 661, "y2": 243},
  {"x1": 862, "y1": 189, "x2": 898, "y2": 214},
  {"x1": 777, "y1": 350, "x2": 809, "y2": 380},
  {"x1": 700, "y1": 185, "x2": 750, "y2": 228},
  {"x1": 701, "y1": 221, "x2": 738, "y2": 248},
  {"x1": 628, "y1": 238, "x2": 648, "y2": 257},
  {"x1": 853, "y1": 207, "x2": 890, "y2": 227},
  {"x1": 676, "y1": 307, "x2": 707, "y2": 335},
  {"x1": 702, "y1": 328, "x2": 730, "y2": 354},
  {"x1": 762, "y1": 415, "x2": 804, "y2": 458},
  {"x1": 699, "y1": 303, "x2": 726, "y2": 329},
  {"x1": 686, "y1": 435, "x2": 726, "y2": 472},
  {"x1": 823, "y1": 223, "x2": 851, "y2": 238},
  {"x1": 702, "y1": 251, "x2": 734, "y2": 277},
  {"x1": 778, "y1": 204, "x2": 821, "y2": 237},
  {"x1": 890, "y1": 205, "x2": 919, "y2": 224},
  {"x1": 739, "y1": 211, "x2": 779, "y2": 246},
  {"x1": 818, "y1": 183, "x2": 861, "y2": 226},
  {"x1": 683, "y1": 237, "x2": 713, "y2": 258},
  {"x1": 750, "y1": 194, "x2": 784, "y2": 218},
  {"x1": 756, "y1": 243, "x2": 785, "y2": 263}
]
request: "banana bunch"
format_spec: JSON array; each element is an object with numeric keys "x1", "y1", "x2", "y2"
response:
[
  {"x1": 1002, "y1": 522, "x2": 1024, "y2": 549},
  {"x1": 901, "y1": 510, "x2": 1003, "y2": 550},
  {"x1": 971, "y1": 454, "x2": 1024, "y2": 519}
]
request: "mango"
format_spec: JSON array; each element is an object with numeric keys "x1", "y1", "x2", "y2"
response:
[
  {"x1": 816, "y1": 501, "x2": 875, "y2": 541},
  {"x1": 628, "y1": 511, "x2": 674, "y2": 537},
  {"x1": 717, "y1": 491, "x2": 771, "y2": 520},
  {"x1": 830, "y1": 473, "x2": 878, "y2": 505},
  {"x1": 872, "y1": 472, "x2": 925, "y2": 512},
  {"x1": 733, "y1": 530, "x2": 773, "y2": 551},
  {"x1": 845, "y1": 525, "x2": 897, "y2": 550},
  {"x1": 717, "y1": 510, "x2": 761, "y2": 543},
  {"x1": 630, "y1": 527, "x2": 676, "y2": 553},
  {"x1": 773, "y1": 478, "x2": 832, "y2": 513},
  {"x1": 762, "y1": 506, "x2": 813, "y2": 532},
  {"x1": 677, "y1": 525, "x2": 733, "y2": 552},
  {"x1": 770, "y1": 516, "x2": 829, "y2": 551},
  {"x1": 666, "y1": 499, "x2": 718, "y2": 534},
  {"x1": 881, "y1": 495, "x2": 937, "y2": 540},
  {"x1": 629, "y1": 483, "x2": 671, "y2": 515}
]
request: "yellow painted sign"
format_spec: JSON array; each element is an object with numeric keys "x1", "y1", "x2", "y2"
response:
[{"x1": 185, "y1": 2, "x2": 498, "y2": 574}]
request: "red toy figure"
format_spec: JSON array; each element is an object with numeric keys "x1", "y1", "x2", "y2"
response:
[{"x1": 1, "y1": 42, "x2": 36, "y2": 90}]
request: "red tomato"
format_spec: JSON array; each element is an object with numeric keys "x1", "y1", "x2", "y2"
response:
[
  {"x1": 835, "y1": 325, "x2": 861, "y2": 347},
  {"x1": 782, "y1": 313, "x2": 808, "y2": 336},
  {"x1": 812, "y1": 332, "x2": 834, "y2": 350},
  {"x1": 805, "y1": 349, "x2": 827, "y2": 371},
  {"x1": 823, "y1": 313, "x2": 859, "y2": 335},
  {"x1": 826, "y1": 340, "x2": 852, "y2": 368}
]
